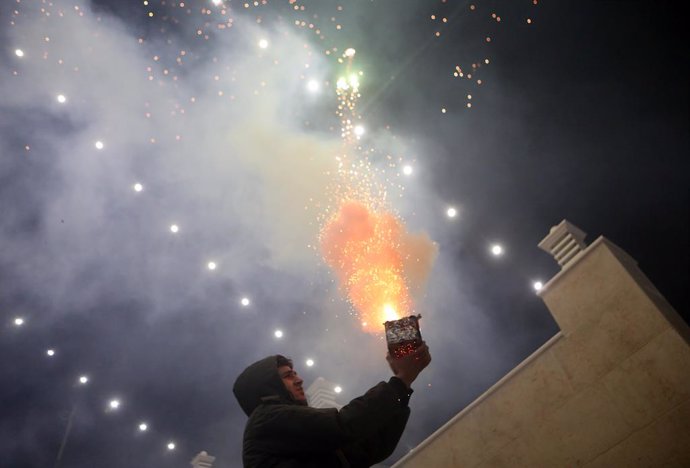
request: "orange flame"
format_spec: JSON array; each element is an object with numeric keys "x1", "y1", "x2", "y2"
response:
[{"x1": 320, "y1": 200, "x2": 437, "y2": 333}]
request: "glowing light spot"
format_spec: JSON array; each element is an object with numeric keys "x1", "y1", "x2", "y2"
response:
[
  {"x1": 207, "y1": 261, "x2": 217, "y2": 270},
  {"x1": 211, "y1": 0, "x2": 222, "y2": 5},
  {"x1": 109, "y1": 399, "x2": 121, "y2": 410},
  {"x1": 139, "y1": 422, "x2": 148, "y2": 432},
  {"x1": 274, "y1": 329, "x2": 283, "y2": 338},
  {"x1": 15, "y1": 49, "x2": 24, "y2": 57},
  {"x1": 491, "y1": 244, "x2": 504, "y2": 256},
  {"x1": 307, "y1": 79, "x2": 320, "y2": 92},
  {"x1": 354, "y1": 125, "x2": 365, "y2": 137},
  {"x1": 13, "y1": 317, "x2": 24, "y2": 326},
  {"x1": 348, "y1": 73, "x2": 360, "y2": 89},
  {"x1": 336, "y1": 77, "x2": 349, "y2": 90},
  {"x1": 258, "y1": 38, "x2": 268, "y2": 49},
  {"x1": 240, "y1": 297, "x2": 250, "y2": 307},
  {"x1": 46, "y1": 349, "x2": 55, "y2": 357},
  {"x1": 94, "y1": 140, "x2": 104, "y2": 150},
  {"x1": 167, "y1": 442, "x2": 176, "y2": 450},
  {"x1": 78, "y1": 375, "x2": 89, "y2": 385},
  {"x1": 344, "y1": 47, "x2": 356, "y2": 57},
  {"x1": 334, "y1": 386, "x2": 342, "y2": 394},
  {"x1": 170, "y1": 224, "x2": 179, "y2": 233},
  {"x1": 533, "y1": 281, "x2": 544, "y2": 291},
  {"x1": 446, "y1": 207, "x2": 457, "y2": 218},
  {"x1": 306, "y1": 359, "x2": 314, "y2": 367},
  {"x1": 441, "y1": 108, "x2": 447, "y2": 113},
  {"x1": 133, "y1": 183, "x2": 143, "y2": 192},
  {"x1": 56, "y1": 94, "x2": 67, "y2": 104},
  {"x1": 383, "y1": 304, "x2": 399, "y2": 322},
  {"x1": 402, "y1": 165, "x2": 413, "y2": 176}
]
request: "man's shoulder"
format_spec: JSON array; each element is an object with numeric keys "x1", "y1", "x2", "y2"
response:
[{"x1": 251, "y1": 402, "x2": 338, "y2": 417}]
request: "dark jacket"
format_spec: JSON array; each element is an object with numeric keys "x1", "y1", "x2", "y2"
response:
[{"x1": 233, "y1": 355, "x2": 413, "y2": 468}]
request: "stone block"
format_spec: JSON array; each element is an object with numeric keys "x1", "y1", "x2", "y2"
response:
[
  {"x1": 401, "y1": 429, "x2": 457, "y2": 468},
  {"x1": 584, "y1": 398, "x2": 690, "y2": 468},
  {"x1": 480, "y1": 430, "x2": 561, "y2": 467},
  {"x1": 542, "y1": 241, "x2": 669, "y2": 341},
  {"x1": 530, "y1": 383, "x2": 634, "y2": 466},
  {"x1": 550, "y1": 285, "x2": 670, "y2": 391},
  {"x1": 602, "y1": 328, "x2": 690, "y2": 430},
  {"x1": 541, "y1": 242, "x2": 628, "y2": 332},
  {"x1": 470, "y1": 349, "x2": 575, "y2": 450}
]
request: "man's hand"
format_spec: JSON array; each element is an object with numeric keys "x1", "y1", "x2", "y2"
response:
[{"x1": 386, "y1": 342, "x2": 431, "y2": 389}]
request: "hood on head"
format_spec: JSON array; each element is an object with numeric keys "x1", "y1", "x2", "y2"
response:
[{"x1": 233, "y1": 355, "x2": 295, "y2": 417}]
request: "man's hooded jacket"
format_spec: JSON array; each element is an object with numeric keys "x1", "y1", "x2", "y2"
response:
[{"x1": 233, "y1": 355, "x2": 413, "y2": 468}]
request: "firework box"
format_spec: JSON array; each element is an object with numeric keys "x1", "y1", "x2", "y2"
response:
[{"x1": 384, "y1": 314, "x2": 422, "y2": 359}]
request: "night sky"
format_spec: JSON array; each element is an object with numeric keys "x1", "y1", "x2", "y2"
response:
[{"x1": 1, "y1": 1, "x2": 687, "y2": 467}]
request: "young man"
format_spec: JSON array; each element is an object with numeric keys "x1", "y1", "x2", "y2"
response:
[{"x1": 233, "y1": 344, "x2": 431, "y2": 467}]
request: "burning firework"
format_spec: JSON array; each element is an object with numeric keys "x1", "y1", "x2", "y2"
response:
[
  {"x1": 320, "y1": 200, "x2": 437, "y2": 333},
  {"x1": 319, "y1": 46, "x2": 437, "y2": 334}
]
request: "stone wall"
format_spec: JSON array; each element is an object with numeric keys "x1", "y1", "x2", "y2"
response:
[{"x1": 393, "y1": 237, "x2": 690, "y2": 467}]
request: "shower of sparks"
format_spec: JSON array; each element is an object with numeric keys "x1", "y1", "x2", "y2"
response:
[
  {"x1": 319, "y1": 50, "x2": 437, "y2": 334},
  {"x1": 321, "y1": 201, "x2": 415, "y2": 333}
]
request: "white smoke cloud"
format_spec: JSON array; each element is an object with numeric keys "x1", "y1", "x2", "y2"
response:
[{"x1": 0, "y1": 3, "x2": 349, "y2": 318}]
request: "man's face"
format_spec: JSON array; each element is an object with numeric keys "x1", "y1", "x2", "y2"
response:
[{"x1": 278, "y1": 365, "x2": 306, "y2": 402}]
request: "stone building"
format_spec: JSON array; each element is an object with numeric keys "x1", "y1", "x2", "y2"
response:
[
  {"x1": 393, "y1": 220, "x2": 690, "y2": 467},
  {"x1": 306, "y1": 376, "x2": 343, "y2": 410},
  {"x1": 190, "y1": 451, "x2": 215, "y2": 468}
]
